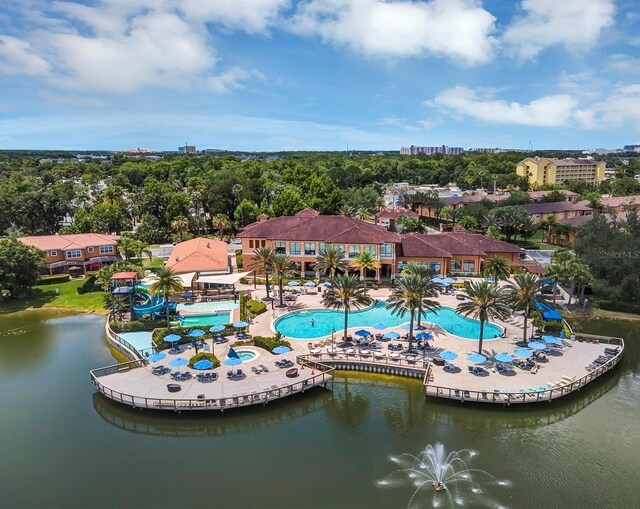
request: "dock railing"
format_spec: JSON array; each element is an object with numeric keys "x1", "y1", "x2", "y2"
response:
[{"x1": 105, "y1": 315, "x2": 146, "y2": 361}]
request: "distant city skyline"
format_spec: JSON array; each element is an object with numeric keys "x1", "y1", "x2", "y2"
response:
[{"x1": 1, "y1": 0, "x2": 639, "y2": 151}]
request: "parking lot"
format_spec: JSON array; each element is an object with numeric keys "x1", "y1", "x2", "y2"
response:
[{"x1": 525, "y1": 250, "x2": 554, "y2": 267}]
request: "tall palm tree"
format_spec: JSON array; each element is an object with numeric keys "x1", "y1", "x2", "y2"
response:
[
  {"x1": 352, "y1": 251, "x2": 378, "y2": 281},
  {"x1": 387, "y1": 274, "x2": 440, "y2": 353},
  {"x1": 149, "y1": 267, "x2": 184, "y2": 328},
  {"x1": 118, "y1": 236, "x2": 137, "y2": 261},
  {"x1": 316, "y1": 245, "x2": 348, "y2": 279},
  {"x1": 271, "y1": 253, "x2": 294, "y2": 307},
  {"x1": 170, "y1": 216, "x2": 189, "y2": 242},
  {"x1": 133, "y1": 239, "x2": 152, "y2": 261},
  {"x1": 539, "y1": 214, "x2": 558, "y2": 243},
  {"x1": 481, "y1": 255, "x2": 510, "y2": 281},
  {"x1": 250, "y1": 247, "x2": 275, "y2": 300},
  {"x1": 322, "y1": 275, "x2": 372, "y2": 342},
  {"x1": 354, "y1": 208, "x2": 370, "y2": 221},
  {"x1": 211, "y1": 213, "x2": 231, "y2": 239},
  {"x1": 544, "y1": 263, "x2": 565, "y2": 304},
  {"x1": 403, "y1": 262, "x2": 439, "y2": 328},
  {"x1": 456, "y1": 281, "x2": 511, "y2": 354},
  {"x1": 505, "y1": 273, "x2": 540, "y2": 343}
]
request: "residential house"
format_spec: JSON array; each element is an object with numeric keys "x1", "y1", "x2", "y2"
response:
[
  {"x1": 520, "y1": 202, "x2": 593, "y2": 221},
  {"x1": 18, "y1": 233, "x2": 120, "y2": 274}
]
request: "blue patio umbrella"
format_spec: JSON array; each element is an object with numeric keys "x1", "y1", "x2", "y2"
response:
[
  {"x1": 528, "y1": 341, "x2": 547, "y2": 350},
  {"x1": 193, "y1": 359, "x2": 213, "y2": 370},
  {"x1": 272, "y1": 345, "x2": 292, "y2": 355},
  {"x1": 304, "y1": 281, "x2": 316, "y2": 287},
  {"x1": 373, "y1": 322, "x2": 388, "y2": 330},
  {"x1": 169, "y1": 357, "x2": 188, "y2": 367},
  {"x1": 383, "y1": 331, "x2": 400, "y2": 339},
  {"x1": 439, "y1": 350, "x2": 458, "y2": 360},
  {"x1": 188, "y1": 329, "x2": 206, "y2": 337},
  {"x1": 415, "y1": 332, "x2": 432, "y2": 340},
  {"x1": 163, "y1": 333, "x2": 181, "y2": 344},
  {"x1": 147, "y1": 352, "x2": 167, "y2": 362},
  {"x1": 494, "y1": 353, "x2": 514, "y2": 363},
  {"x1": 233, "y1": 321, "x2": 249, "y2": 328},
  {"x1": 181, "y1": 291, "x2": 193, "y2": 298},
  {"x1": 514, "y1": 347, "x2": 533, "y2": 357},
  {"x1": 467, "y1": 353, "x2": 487, "y2": 364},
  {"x1": 354, "y1": 329, "x2": 371, "y2": 337},
  {"x1": 209, "y1": 325, "x2": 225, "y2": 333},
  {"x1": 542, "y1": 335, "x2": 562, "y2": 345},
  {"x1": 223, "y1": 357, "x2": 242, "y2": 366},
  {"x1": 287, "y1": 280, "x2": 300, "y2": 287},
  {"x1": 323, "y1": 281, "x2": 332, "y2": 287}
]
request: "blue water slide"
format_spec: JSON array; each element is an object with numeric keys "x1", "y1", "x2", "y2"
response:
[{"x1": 132, "y1": 292, "x2": 165, "y2": 316}]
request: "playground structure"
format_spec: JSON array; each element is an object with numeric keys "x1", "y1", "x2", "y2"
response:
[{"x1": 109, "y1": 272, "x2": 176, "y2": 319}]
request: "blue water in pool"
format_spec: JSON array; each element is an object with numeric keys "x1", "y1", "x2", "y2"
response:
[
  {"x1": 274, "y1": 301, "x2": 502, "y2": 340},
  {"x1": 180, "y1": 313, "x2": 230, "y2": 327},
  {"x1": 235, "y1": 350, "x2": 256, "y2": 361}
]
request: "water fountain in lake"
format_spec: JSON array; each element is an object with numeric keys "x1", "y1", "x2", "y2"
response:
[{"x1": 377, "y1": 443, "x2": 510, "y2": 508}]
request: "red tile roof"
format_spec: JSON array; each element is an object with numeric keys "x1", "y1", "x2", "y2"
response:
[
  {"x1": 520, "y1": 202, "x2": 592, "y2": 215},
  {"x1": 18, "y1": 233, "x2": 119, "y2": 251},
  {"x1": 295, "y1": 207, "x2": 320, "y2": 217},
  {"x1": 111, "y1": 271, "x2": 138, "y2": 280},
  {"x1": 375, "y1": 208, "x2": 418, "y2": 220},
  {"x1": 399, "y1": 232, "x2": 520, "y2": 258},
  {"x1": 165, "y1": 237, "x2": 229, "y2": 274}
]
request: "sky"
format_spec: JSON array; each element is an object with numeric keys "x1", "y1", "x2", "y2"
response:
[{"x1": 1, "y1": 0, "x2": 640, "y2": 151}]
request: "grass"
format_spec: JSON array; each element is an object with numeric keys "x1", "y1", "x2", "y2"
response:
[
  {"x1": 0, "y1": 278, "x2": 108, "y2": 315},
  {"x1": 142, "y1": 257, "x2": 166, "y2": 269}
]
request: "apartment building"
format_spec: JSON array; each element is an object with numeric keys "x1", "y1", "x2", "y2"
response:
[
  {"x1": 516, "y1": 157, "x2": 605, "y2": 186},
  {"x1": 400, "y1": 145, "x2": 464, "y2": 156}
]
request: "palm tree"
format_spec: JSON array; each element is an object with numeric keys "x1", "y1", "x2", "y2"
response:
[
  {"x1": 539, "y1": 214, "x2": 558, "y2": 243},
  {"x1": 387, "y1": 274, "x2": 440, "y2": 353},
  {"x1": 354, "y1": 208, "x2": 370, "y2": 221},
  {"x1": 566, "y1": 258, "x2": 592, "y2": 306},
  {"x1": 338, "y1": 206, "x2": 353, "y2": 217},
  {"x1": 133, "y1": 239, "x2": 152, "y2": 261},
  {"x1": 352, "y1": 251, "x2": 378, "y2": 281},
  {"x1": 271, "y1": 253, "x2": 294, "y2": 307},
  {"x1": 250, "y1": 247, "x2": 275, "y2": 300},
  {"x1": 544, "y1": 263, "x2": 565, "y2": 304},
  {"x1": 481, "y1": 255, "x2": 510, "y2": 281},
  {"x1": 402, "y1": 262, "x2": 439, "y2": 328},
  {"x1": 118, "y1": 236, "x2": 137, "y2": 261},
  {"x1": 316, "y1": 245, "x2": 348, "y2": 278},
  {"x1": 149, "y1": 267, "x2": 184, "y2": 328},
  {"x1": 505, "y1": 273, "x2": 540, "y2": 343},
  {"x1": 170, "y1": 216, "x2": 189, "y2": 242},
  {"x1": 457, "y1": 215, "x2": 477, "y2": 230},
  {"x1": 211, "y1": 213, "x2": 231, "y2": 239},
  {"x1": 322, "y1": 275, "x2": 372, "y2": 342},
  {"x1": 456, "y1": 281, "x2": 511, "y2": 354}
]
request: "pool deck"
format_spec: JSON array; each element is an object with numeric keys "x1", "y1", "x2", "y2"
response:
[{"x1": 93, "y1": 284, "x2": 623, "y2": 410}]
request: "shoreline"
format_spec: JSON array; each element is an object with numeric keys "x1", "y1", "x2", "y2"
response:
[
  {"x1": 563, "y1": 308, "x2": 640, "y2": 322},
  {"x1": 0, "y1": 305, "x2": 107, "y2": 317}
]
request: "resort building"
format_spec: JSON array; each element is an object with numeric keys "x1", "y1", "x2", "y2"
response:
[
  {"x1": 166, "y1": 237, "x2": 231, "y2": 275},
  {"x1": 519, "y1": 202, "x2": 593, "y2": 221},
  {"x1": 374, "y1": 208, "x2": 418, "y2": 231},
  {"x1": 417, "y1": 194, "x2": 509, "y2": 218},
  {"x1": 18, "y1": 233, "x2": 121, "y2": 274},
  {"x1": 239, "y1": 210, "x2": 522, "y2": 278},
  {"x1": 596, "y1": 195, "x2": 640, "y2": 214},
  {"x1": 516, "y1": 157, "x2": 606, "y2": 186}
]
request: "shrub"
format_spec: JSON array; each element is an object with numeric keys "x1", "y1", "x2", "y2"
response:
[
  {"x1": 37, "y1": 274, "x2": 70, "y2": 285},
  {"x1": 235, "y1": 249, "x2": 243, "y2": 269},
  {"x1": 246, "y1": 299, "x2": 267, "y2": 317},
  {"x1": 188, "y1": 351, "x2": 220, "y2": 368},
  {"x1": 77, "y1": 276, "x2": 101, "y2": 294},
  {"x1": 253, "y1": 334, "x2": 291, "y2": 353},
  {"x1": 152, "y1": 324, "x2": 234, "y2": 350}
]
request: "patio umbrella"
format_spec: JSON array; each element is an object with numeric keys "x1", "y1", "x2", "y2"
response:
[
  {"x1": 233, "y1": 321, "x2": 249, "y2": 328},
  {"x1": 209, "y1": 325, "x2": 225, "y2": 333},
  {"x1": 147, "y1": 352, "x2": 166, "y2": 362},
  {"x1": 514, "y1": 347, "x2": 533, "y2": 357},
  {"x1": 273, "y1": 345, "x2": 292, "y2": 355},
  {"x1": 323, "y1": 281, "x2": 332, "y2": 287},
  {"x1": 223, "y1": 357, "x2": 242, "y2": 366},
  {"x1": 415, "y1": 332, "x2": 432, "y2": 340},
  {"x1": 304, "y1": 281, "x2": 316, "y2": 287},
  {"x1": 163, "y1": 333, "x2": 181, "y2": 344},
  {"x1": 354, "y1": 329, "x2": 371, "y2": 337},
  {"x1": 542, "y1": 335, "x2": 562, "y2": 345},
  {"x1": 169, "y1": 357, "x2": 188, "y2": 367},
  {"x1": 439, "y1": 350, "x2": 458, "y2": 360},
  {"x1": 373, "y1": 322, "x2": 388, "y2": 330},
  {"x1": 287, "y1": 280, "x2": 300, "y2": 287},
  {"x1": 528, "y1": 341, "x2": 547, "y2": 350},
  {"x1": 467, "y1": 353, "x2": 487, "y2": 364},
  {"x1": 383, "y1": 331, "x2": 400, "y2": 339},
  {"x1": 181, "y1": 291, "x2": 193, "y2": 299},
  {"x1": 494, "y1": 353, "x2": 514, "y2": 363},
  {"x1": 193, "y1": 359, "x2": 213, "y2": 370},
  {"x1": 188, "y1": 329, "x2": 206, "y2": 337}
]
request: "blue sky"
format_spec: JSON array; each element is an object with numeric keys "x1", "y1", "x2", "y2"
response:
[{"x1": 1, "y1": 0, "x2": 639, "y2": 151}]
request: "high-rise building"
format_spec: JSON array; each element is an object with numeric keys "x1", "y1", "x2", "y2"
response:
[
  {"x1": 178, "y1": 144, "x2": 196, "y2": 154},
  {"x1": 400, "y1": 145, "x2": 464, "y2": 156},
  {"x1": 516, "y1": 157, "x2": 605, "y2": 186}
]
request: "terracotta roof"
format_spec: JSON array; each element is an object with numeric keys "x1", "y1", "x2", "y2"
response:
[
  {"x1": 398, "y1": 232, "x2": 519, "y2": 259},
  {"x1": 111, "y1": 271, "x2": 138, "y2": 280},
  {"x1": 398, "y1": 234, "x2": 453, "y2": 258},
  {"x1": 599, "y1": 195, "x2": 640, "y2": 209},
  {"x1": 239, "y1": 215, "x2": 400, "y2": 244},
  {"x1": 375, "y1": 208, "x2": 418, "y2": 220},
  {"x1": 528, "y1": 190, "x2": 577, "y2": 200},
  {"x1": 447, "y1": 232, "x2": 521, "y2": 253},
  {"x1": 18, "y1": 233, "x2": 119, "y2": 251},
  {"x1": 294, "y1": 208, "x2": 320, "y2": 217},
  {"x1": 520, "y1": 202, "x2": 592, "y2": 215},
  {"x1": 442, "y1": 194, "x2": 509, "y2": 206},
  {"x1": 549, "y1": 158, "x2": 599, "y2": 166},
  {"x1": 165, "y1": 237, "x2": 229, "y2": 274}
]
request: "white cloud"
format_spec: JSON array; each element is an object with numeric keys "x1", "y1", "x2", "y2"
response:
[
  {"x1": 0, "y1": 35, "x2": 51, "y2": 76},
  {"x1": 590, "y1": 84, "x2": 640, "y2": 129},
  {"x1": 178, "y1": 0, "x2": 291, "y2": 33},
  {"x1": 607, "y1": 54, "x2": 640, "y2": 73},
  {"x1": 207, "y1": 67, "x2": 263, "y2": 93},
  {"x1": 290, "y1": 0, "x2": 497, "y2": 64},
  {"x1": 503, "y1": 0, "x2": 615, "y2": 59},
  {"x1": 426, "y1": 86, "x2": 579, "y2": 127},
  {"x1": 378, "y1": 116, "x2": 433, "y2": 130}
]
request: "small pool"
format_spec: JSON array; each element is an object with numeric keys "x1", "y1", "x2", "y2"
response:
[
  {"x1": 274, "y1": 301, "x2": 502, "y2": 340},
  {"x1": 176, "y1": 301, "x2": 238, "y2": 314},
  {"x1": 234, "y1": 349, "x2": 258, "y2": 361},
  {"x1": 180, "y1": 313, "x2": 230, "y2": 327},
  {"x1": 117, "y1": 331, "x2": 153, "y2": 353}
]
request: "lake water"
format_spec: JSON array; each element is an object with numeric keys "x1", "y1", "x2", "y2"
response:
[{"x1": 0, "y1": 310, "x2": 639, "y2": 508}]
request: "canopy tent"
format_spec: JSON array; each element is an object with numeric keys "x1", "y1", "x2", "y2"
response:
[{"x1": 195, "y1": 271, "x2": 251, "y2": 286}]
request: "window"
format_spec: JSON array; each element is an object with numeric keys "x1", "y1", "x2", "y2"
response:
[
  {"x1": 380, "y1": 244, "x2": 392, "y2": 257},
  {"x1": 318, "y1": 243, "x2": 326, "y2": 253},
  {"x1": 66, "y1": 250, "x2": 82, "y2": 259},
  {"x1": 261, "y1": 240, "x2": 266, "y2": 247},
  {"x1": 429, "y1": 261, "x2": 441, "y2": 273},
  {"x1": 274, "y1": 241, "x2": 286, "y2": 254},
  {"x1": 463, "y1": 260, "x2": 475, "y2": 273},
  {"x1": 49, "y1": 250, "x2": 57, "y2": 257},
  {"x1": 348, "y1": 245, "x2": 360, "y2": 258},
  {"x1": 304, "y1": 242, "x2": 316, "y2": 256},
  {"x1": 451, "y1": 259, "x2": 462, "y2": 273},
  {"x1": 87, "y1": 247, "x2": 94, "y2": 253},
  {"x1": 290, "y1": 242, "x2": 301, "y2": 255},
  {"x1": 364, "y1": 245, "x2": 376, "y2": 255},
  {"x1": 99, "y1": 246, "x2": 113, "y2": 254},
  {"x1": 249, "y1": 240, "x2": 254, "y2": 249}
]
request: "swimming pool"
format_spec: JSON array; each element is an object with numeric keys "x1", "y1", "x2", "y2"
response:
[
  {"x1": 273, "y1": 301, "x2": 503, "y2": 340},
  {"x1": 176, "y1": 301, "x2": 238, "y2": 314},
  {"x1": 117, "y1": 331, "x2": 154, "y2": 353},
  {"x1": 180, "y1": 313, "x2": 231, "y2": 327},
  {"x1": 234, "y1": 349, "x2": 258, "y2": 361}
]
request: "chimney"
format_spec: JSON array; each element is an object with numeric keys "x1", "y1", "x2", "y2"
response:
[
  {"x1": 206, "y1": 242, "x2": 211, "y2": 248},
  {"x1": 258, "y1": 213, "x2": 269, "y2": 223}
]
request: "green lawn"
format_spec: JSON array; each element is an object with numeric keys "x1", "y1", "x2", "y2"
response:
[
  {"x1": 0, "y1": 278, "x2": 109, "y2": 315},
  {"x1": 142, "y1": 257, "x2": 166, "y2": 269}
]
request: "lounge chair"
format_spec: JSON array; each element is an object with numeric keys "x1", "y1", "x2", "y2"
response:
[{"x1": 259, "y1": 364, "x2": 269, "y2": 372}]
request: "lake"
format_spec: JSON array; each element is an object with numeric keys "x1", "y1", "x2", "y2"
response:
[{"x1": 0, "y1": 310, "x2": 638, "y2": 508}]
